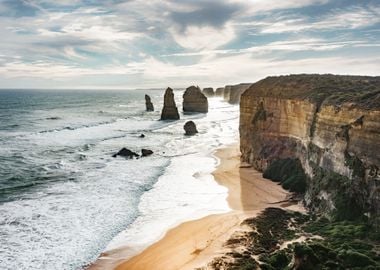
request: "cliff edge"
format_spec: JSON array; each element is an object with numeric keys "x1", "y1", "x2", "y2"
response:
[{"x1": 240, "y1": 74, "x2": 380, "y2": 225}]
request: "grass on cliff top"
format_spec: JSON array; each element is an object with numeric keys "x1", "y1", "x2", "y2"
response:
[{"x1": 243, "y1": 74, "x2": 380, "y2": 109}]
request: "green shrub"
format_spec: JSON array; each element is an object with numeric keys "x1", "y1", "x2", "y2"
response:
[{"x1": 339, "y1": 250, "x2": 377, "y2": 268}]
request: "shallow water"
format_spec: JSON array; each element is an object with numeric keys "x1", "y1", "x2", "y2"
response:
[{"x1": 0, "y1": 89, "x2": 238, "y2": 270}]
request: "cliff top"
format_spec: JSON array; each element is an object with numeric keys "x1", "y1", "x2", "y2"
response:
[{"x1": 243, "y1": 74, "x2": 380, "y2": 109}]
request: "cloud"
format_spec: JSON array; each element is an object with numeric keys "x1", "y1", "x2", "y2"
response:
[
  {"x1": 0, "y1": 0, "x2": 379, "y2": 89},
  {"x1": 239, "y1": 4, "x2": 380, "y2": 34},
  {"x1": 169, "y1": 23, "x2": 236, "y2": 50},
  {"x1": 169, "y1": 0, "x2": 243, "y2": 30}
]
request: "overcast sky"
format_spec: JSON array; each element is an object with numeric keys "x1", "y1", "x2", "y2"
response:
[{"x1": 0, "y1": 0, "x2": 379, "y2": 89}]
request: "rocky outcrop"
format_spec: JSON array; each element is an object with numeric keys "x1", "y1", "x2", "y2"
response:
[
  {"x1": 160, "y1": 87, "x2": 180, "y2": 120},
  {"x1": 184, "y1": 121, "x2": 198, "y2": 135},
  {"x1": 112, "y1": 148, "x2": 139, "y2": 159},
  {"x1": 223, "y1": 83, "x2": 252, "y2": 104},
  {"x1": 215, "y1": 87, "x2": 225, "y2": 97},
  {"x1": 240, "y1": 74, "x2": 380, "y2": 225},
  {"x1": 202, "y1": 87, "x2": 214, "y2": 97},
  {"x1": 141, "y1": 149, "x2": 153, "y2": 157},
  {"x1": 145, "y1": 94, "x2": 154, "y2": 111},
  {"x1": 183, "y1": 86, "x2": 208, "y2": 113}
]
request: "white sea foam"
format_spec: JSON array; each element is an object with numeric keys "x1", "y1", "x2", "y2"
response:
[{"x1": 0, "y1": 90, "x2": 239, "y2": 270}]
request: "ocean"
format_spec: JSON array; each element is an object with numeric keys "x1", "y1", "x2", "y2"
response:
[{"x1": 0, "y1": 89, "x2": 239, "y2": 270}]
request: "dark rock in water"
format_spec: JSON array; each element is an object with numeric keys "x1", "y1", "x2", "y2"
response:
[
  {"x1": 139, "y1": 134, "x2": 145, "y2": 138},
  {"x1": 141, "y1": 149, "x2": 153, "y2": 157},
  {"x1": 112, "y1": 148, "x2": 140, "y2": 159},
  {"x1": 184, "y1": 121, "x2": 198, "y2": 135},
  {"x1": 202, "y1": 87, "x2": 214, "y2": 97},
  {"x1": 145, "y1": 94, "x2": 154, "y2": 111},
  {"x1": 160, "y1": 87, "x2": 180, "y2": 120},
  {"x1": 183, "y1": 86, "x2": 208, "y2": 113},
  {"x1": 215, "y1": 87, "x2": 224, "y2": 97}
]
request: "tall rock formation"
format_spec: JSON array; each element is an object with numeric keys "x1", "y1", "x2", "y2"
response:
[
  {"x1": 202, "y1": 87, "x2": 214, "y2": 97},
  {"x1": 223, "y1": 83, "x2": 252, "y2": 104},
  {"x1": 160, "y1": 87, "x2": 180, "y2": 120},
  {"x1": 239, "y1": 74, "x2": 380, "y2": 225},
  {"x1": 145, "y1": 94, "x2": 154, "y2": 111},
  {"x1": 215, "y1": 87, "x2": 225, "y2": 97},
  {"x1": 183, "y1": 86, "x2": 208, "y2": 113}
]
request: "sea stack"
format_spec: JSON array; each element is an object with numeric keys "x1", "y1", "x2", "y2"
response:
[
  {"x1": 202, "y1": 87, "x2": 214, "y2": 97},
  {"x1": 183, "y1": 86, "x2": 208, "y2": 113},
  {"x1": 160, "y1": 87, "x2": 180, "y2": 120},
  {"x1": 184, "y1": 121, "x2": 198, "y2": 136},
  {"x1": 215, "y1": 87, "x2": 225, "y2": 97},
  {"x1": 145, "y1": 94, "x2": 154, "y2": 111}
]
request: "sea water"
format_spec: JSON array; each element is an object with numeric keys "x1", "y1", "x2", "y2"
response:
[{"x1": 0, "y1": 89, "x2": 239, "y2": 270}]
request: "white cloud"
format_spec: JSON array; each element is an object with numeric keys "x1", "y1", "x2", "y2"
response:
[
  {"x1": 242, "y1": 5, "x2": 380, "y2": 34},
  {"x1": 170, "y1": 23, "x2": 236, "y2": 50}
]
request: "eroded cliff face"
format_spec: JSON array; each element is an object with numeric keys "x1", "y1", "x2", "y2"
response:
[{"x1": 240, "y1": 74, "x2": 380, "y2": 224}]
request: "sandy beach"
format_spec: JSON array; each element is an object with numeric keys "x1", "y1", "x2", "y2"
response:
[{"x1": 107, "y1": 144, "x2": 302, "y2": 270}]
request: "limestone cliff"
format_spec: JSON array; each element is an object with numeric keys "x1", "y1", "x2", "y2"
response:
[{"x1": 240, "y1": 74, "x2": 380, "y2": 224}]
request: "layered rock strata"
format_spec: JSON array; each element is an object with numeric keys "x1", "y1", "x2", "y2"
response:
[
  {"x1": 183, "y1": 86, "x2": 208, "y2": 113},
  {"x1": 240, "y1": 74, "x2": 380, "y2": 224},
  {"x1": 160, "y1": 87, "x2": 180, "y2": 120}
]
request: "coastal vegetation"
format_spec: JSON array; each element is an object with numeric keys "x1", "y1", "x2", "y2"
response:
[{"x1": 207, "y1": 208, "x2": 380, "y2": 270}]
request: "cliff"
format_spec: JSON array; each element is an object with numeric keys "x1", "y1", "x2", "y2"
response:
[
  {"x1": 240, "y1": 74, "x2": 380, "y2": 224},
  {"x1": 223, "y1": 83, "x2": 252, "y2": 104}
]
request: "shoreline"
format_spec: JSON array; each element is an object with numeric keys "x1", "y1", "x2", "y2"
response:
[{"x1": 111, "y1": 143, "x2": 303, "y2": 270}]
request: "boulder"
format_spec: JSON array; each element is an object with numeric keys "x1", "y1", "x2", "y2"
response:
[
  {"x1": 183, "y1": 86, "x2": 208, "y2": 113},
  {"x1": 112, "y1": 148, "x2": 140, "y2": 159},
  {"x1": 160, "y1": 87, "x2": 180, "y2": 120},
  {"x1": 145, "y1": 94, "x2": 154, "y2": 111},
  {"x1": 141, "y1": 149, "x2": 153, "y2": 157},
  {"x1": 184, "y1": 121, "x2": 198, "y2": 136},
  {"x1": 139, "y1": 134, "x2": 145, "y2": 138},
  {"x1": 215, "y1": 87, "x2": 225, "y2": 97},
  {"x1": 202, "y1": 87, "x2": 214, "y2": 97}
]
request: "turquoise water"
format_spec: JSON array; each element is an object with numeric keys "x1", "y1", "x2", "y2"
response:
[{"x1": 0, "y1": 89, "x2": 238, "y2": 269}]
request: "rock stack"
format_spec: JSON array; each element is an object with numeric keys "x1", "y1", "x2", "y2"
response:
[
  {"x1": 183, "y1": 86, "x2": 208, "y2": 113},
  {"x1": 160, "y1": 87, "x2": 180, "y2": 120},
  {"x1": 202, "y1": 87, "x2": 214, "y2": 97},
  {"x1": 145, "y1": 94, "x2": 154, "y2": 111},
  {"x1": 215, "y1": 87, "x2": 225, "y2": 97},
  {"x1": 184, "y1": 121, "x2": 198, "y2": 136}
]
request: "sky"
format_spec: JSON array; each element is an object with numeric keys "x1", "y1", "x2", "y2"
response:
[{"x1": 0, "y1": 0, "x2": 379, "y2": 89}]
